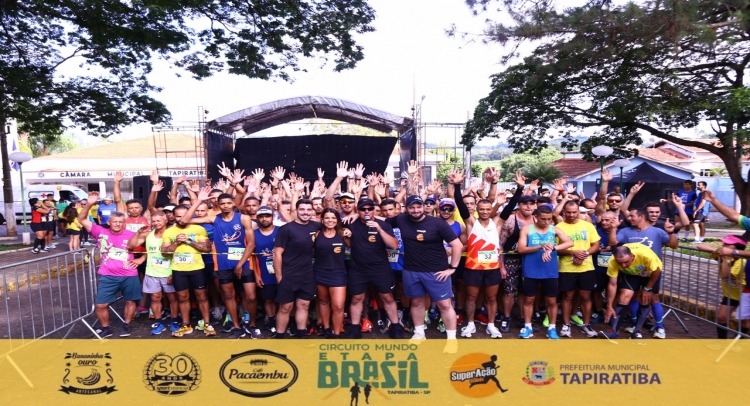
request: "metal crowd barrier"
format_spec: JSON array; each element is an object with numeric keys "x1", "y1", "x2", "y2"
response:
[
  {"x1": 660, "y1": 245, "x2": 749, "y2": 339},
  {"x1": 1, "y1": 249, "x2": 98, "y2": 358}
]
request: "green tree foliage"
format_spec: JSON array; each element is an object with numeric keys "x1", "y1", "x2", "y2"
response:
[
  {"x1": 0, "y1": 0, "x2": 375, "y2": 234},
  {"x1": 461, "y1": 0, "x2": 750, "y2": 213},
  {"x1": 523, "y1": 163, "x2": 564, "y2": 185},
  {"x1": 22, "y1": 131, "x2": 79, "y2": 157},
  {"x1": 496, "y1": 147, "x2": 562, "y2": 181}
]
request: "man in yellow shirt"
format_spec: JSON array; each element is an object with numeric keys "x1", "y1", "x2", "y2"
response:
[
  {"x1": 162, "y1": 205, "x2": 214, "y2": 337},
  {"x1": 556, "y1": 200, "x2": 600, "y2": 338},
  {"x1": 599, "y1": 243, "x2": 663, "y2": 339}
]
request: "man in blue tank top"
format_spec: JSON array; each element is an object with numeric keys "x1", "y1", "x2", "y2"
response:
[
  {"x1": 183, "y1": 188, "x2": 258, "y2": 340},
  {"x1": 517, "y1": 205, "x2": 574, "y2": 339},
  {"x1": 251, "y1": 206, "x2": 279, "y2": 333}
]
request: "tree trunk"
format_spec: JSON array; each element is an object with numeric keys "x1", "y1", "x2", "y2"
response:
[{"x1": 0, "y1": 123, "x2": 18, "y2": 236}]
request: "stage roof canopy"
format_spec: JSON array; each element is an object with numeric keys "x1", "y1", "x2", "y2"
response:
[{"x1": 207, "y1": 96, "x2": 414, "y2": 135}]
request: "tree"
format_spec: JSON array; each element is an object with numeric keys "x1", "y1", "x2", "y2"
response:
[
  {"x1": 0, "y1": 0, "x2": 375, "y2": 234},
  {"x1": 523, "y1": 163, "x2": 564, "y2": 185},
  {"x1": 495, "y1": 147, "x2": 562, "y2": 181},
  {"x1": 21, "y1": 130, "x2": 79, "y2": 157},
  {"x1": 461, "y1": 0, "x2": 750, "y2": 214}
]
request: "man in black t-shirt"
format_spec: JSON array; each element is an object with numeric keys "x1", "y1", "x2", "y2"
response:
[
  {"x1": 273, "y1": 199, "x2": 320, "y2": 338},
  {"x1": 344, "y1": 199, "x2": 404, "y2": 339},
  {"x1": 386, "y1": 195, "x2": 462, "y2": 348}
]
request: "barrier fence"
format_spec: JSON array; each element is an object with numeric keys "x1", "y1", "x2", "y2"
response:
[
  {"x1": 660, "y1": 245, "x2": 749, "y2": 339},
  {"x1": 0, "y1": 249, "x2": 98, "y2": 358}
]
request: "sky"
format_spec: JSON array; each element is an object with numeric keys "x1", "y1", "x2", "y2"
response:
[{"x1": 81, "y1": 0, "x2": 509, "y2": 148}]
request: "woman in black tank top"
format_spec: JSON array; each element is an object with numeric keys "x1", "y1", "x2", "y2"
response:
[{"x1": 313, "y1": 208, "x2": 351, "y2": 338}]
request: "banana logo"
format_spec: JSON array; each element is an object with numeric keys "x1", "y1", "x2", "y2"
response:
[{"x1": 77, "y1": 369, "x2": 101, "y2": 386}]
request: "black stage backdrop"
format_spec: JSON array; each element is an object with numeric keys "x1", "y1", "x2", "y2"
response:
[
  {"x1": 234, "y1": 134, "x2": 398, "y2": 187},
  {"x1": 205, "y1": 130, "x2": 235, "y2": 183}
]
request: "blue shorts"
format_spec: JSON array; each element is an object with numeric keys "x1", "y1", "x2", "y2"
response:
[
  {"x1": 96, "y1": 275, "x2": 142, "y2": 304},
  {"x1": 402, "y1": 270, "x2": 454, "y2": 302}
]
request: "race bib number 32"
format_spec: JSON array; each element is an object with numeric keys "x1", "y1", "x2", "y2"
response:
[{"x1": 478, "y1": 250, "x2": 498, "y2": 264}]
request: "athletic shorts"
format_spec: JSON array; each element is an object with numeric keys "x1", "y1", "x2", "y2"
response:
[
  {"x1": 45, "y1": 221, "x2": 56, "y2": 231},
  {"x1": 693, "y1": 212, "x2": 707, "y2": 223},
  {"x1": 720, "y1": 296, "x2": 740, "y2": 307},
  {"x1": 737, "y1": 293, "x2": 750, "y2": 320},
  {"x1": 617, "y1": 274, "x2": 661, "y2": 294},
  {"x1": 463, "y1": 268, "x2": 502, "y2": 287},
  {"x1": 402, "y1": 269, "x2": 454, "y2": 301},
  {"x1": 202, "y1": 264, "x2": 214, "y2": 280},
  {"x1": 593, "y1": 272, "x2": 610, "y2": 291},
  {"x1": 217, "y1": 268, "x2": 255, "y2": 285},
  {"x1": 501, "y1": 255, "x2": 522, "y2": 294},
  {"x1": 172, "y1": 270, "x2": 207, "y2": 292},
  {"x1": 522, "y1": 277, "x2": 559, "y2": 298},
  {"x1": 30, "y1": 223, "x2": 45, "y2": 233},
  {"x1": 258, "y1": 284, "x2": 278, "y2": 301},
  {"x1": 142, "y1": 275, "x2": 176, "y2": 294},
  {"x1": 347, "y1": 267, "x2": 394, "y2": 295},
  {"x1": 452, "y1": 257, "x2": 466, "y2": 282},
  {"x1": 276, "y1": 276, "x2": 316, "y2": 303},
  {"x1": 393, "y1": 271, "x2": 403, "y2": 284},
  {"x1": 315, "y1": 267, "x2": 347, "y2": 288},
  {"x1": 96, "y1": 275, "x2": 142, "y2": 304},
  {"x1": 67, "y1": 229, "x2": 80, "y2": 236},
  {"x1": 559, "y1": 271, "x2": 596, "y2": 292}
]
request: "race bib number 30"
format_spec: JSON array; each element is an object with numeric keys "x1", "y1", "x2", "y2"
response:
[
  {"x1": 173, "y1": 253, "x2": 194, "y2": 264},
  {"x1": 227, "y1": 247, "x2": 244, "y2": 261},
  {"x1": 387, "y1": 250, "x2": 400, "y2": 263},
  {"x1": 107, "y1": 248, "x2": 129, "y2": 262},
  {"x1": 478, "y1": 250, "x2": 498, "y2": 264}
]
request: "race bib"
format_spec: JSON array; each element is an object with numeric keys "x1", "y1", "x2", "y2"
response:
[
  {"x1": 102, "y1": 210, "x2": 112, "y2": 216},
  {"x1": 126, "y1": 223, "x2": 144, "y2": 232},
  {"x1": 228, "y1": 247, "x2": 244, "y2": 261},
  {"x1": 597, "y1": 254, "x2": 612, "y2": 268},
  {"x1": 478, "y1": 250, "x2": 498, "y2": 264},
  {"x1": 107, "y1": 247, "x2": 129, "y2": 262},
  {"x1": 266, "y1": 261, "x2": 275, "y2": 274},
  {"x1": 387, "y1": 249, "x2": 400, "y2": 263},
  {"x1": 150, "y1": 257, "x2": 170, "y2": 269},
  {"x1": 173, "y1": 253, "x2": 194, "y2": 264}
]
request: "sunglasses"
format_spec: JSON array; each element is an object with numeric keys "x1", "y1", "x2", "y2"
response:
[
  {"x1": 340, "y1": 199, "x2": 354, "y2": 204},
  {"x1": 440, "y1": 207, "x2": 455, "y2": 212},
  {"x1": 607, "y1": 199, "x2": 622, "y2": 203},
  {"x1": 359, "y1": 207, "x2": 374, "y2": 212},
  {"x1": 425, "y1": 201, "x2": 436, "y2": 205}
]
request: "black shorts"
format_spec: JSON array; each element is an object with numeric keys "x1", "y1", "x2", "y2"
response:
[
  {"x1": 315, "y1": 267, "x2": 347, "y2": 287},
  {"x1": 593, "y1": 272, "x2": 610, "y2": 291},
  {"x1": 276, "y1": 276, "x2": 316, "y2": 303},
  {"x1": 57, "y1": 218, "x2": 67, "y2": 223},
  {"x1": 559, "y1": 271, "x2": 596, "y2": 292},
  {"x1": 452, "y1": 257, "x2": 466, "y2": 281},
  {"x1": 693, "y1": 212, "x2": 707, "y2": 223},
  {"x1": 393, "y1": 271, "x2": 403, "y2": 284},
  {"x1": 463, "y1": 268, "x2": 502, "y2": 287},
  {"x1": 217, "y1": 268, "x2": 255, "y2": 285},
  {"x1": 259, "y1": 284, "x2": 278, "y2": 301},
  {"x1": 172, "y1": 270, "x2": 207, "y2": 292},
  {"x1": 202, "y1": 264, "x2": 214, "y2": 280},
  {"x1": 30, "y1": 223, "x2": 45, "y2": 233},
  {"x1": 45, "y1": 221, "x2": 56, "y2": 231},
  {"x1": 522, "y1": 277, "x2": 559, "y2": 298},
  {"x1": 348, "y1": 267, "x2": 395, "y2": 296},
  {"x1": 617, "y1": 274, "x2": 661, "y2": 294},
  {"x1": 721, "y1": 296, "x2": 740, "y2": 307},
  {"x1": 67, "y1": 229, "x2": 81, "y2": 236}
]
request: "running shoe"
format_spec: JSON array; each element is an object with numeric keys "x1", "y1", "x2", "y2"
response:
[
  {"x1": 630, "y1": 331, "x2": 643, "y2": 339},
  {"x1": 410, "y1": 331, "x2": 426, "y2": 341},
  {"x1": 428, "y1": 308, "x2": 439, "y2": 320},
  {"x1": 424, "y1": 310, "x2": 431, "y2": 325},
  {"x1": 95, "y1": 326, "x2": 113, "y2": 338},
  {"x1": 47, "y1": 244, "x2": 56, "y2": 249},
  {"x1": 148, "y1": 308, "x2": 155, "y2": 320},
  {"x1": 227, "y1": 327, "x2": 246, "y2": 339},
  {"x1": 570, "y1": 315, "x2": 585, "y2": 327},
  {"x1": 542, "y1": 314, "x2": 550, "y2": 328},
  {"x1": 460, "y1": 323, "x2": 476, "y2": 338},
  {"x1": 151, "y1": 323, "x2": 166, "y2": 335},
  {"x1": 244, "y1": 325, "x2": 262, "y2": 339},
  {"x1": 590, "y1": 311, "x2": 602, "y2": 324},
  {"x1": 172, "y1": 324, "x2": 193, "y2": 337},
  {"x1": 40, "y1": 248, "x2": 50, "y2": 252},
  {"x1": 456, "y1": 313, "x2": 464, "y2": 325},
  {"x1": 204, "y1": 324, "x2": 217, "y2": 337},
  {"x1": 221, "y1": 315, "x2": 233, "y2": 333},
  {"x1": 437, "y1": 318, "x2": 446, "y2": 333},
  {"x1": 195, "y1": 319, "x2": 205, "y2": 331},
  {"x1": 532, "y1": 311, "x2": 543, "y2": 323},
  {"x1": 370, "y1": 299, "x2": 379, "y2": 310},
  {"x1": 389, "y1": 323, "x2": 405, "y2": 339},
  {"x1": 243, "y1": 312, "x2": 250, "y2": 325},
  {"x1": 169, "y1": 321, "x2": 181, "y2": 333},
  {"x1": 653, "y1": 328, "x2": 666, "y2": 339},
  {"x1": 264, "y1": 321, "x2": 277, "y2": 333},
  {"x1": 597, "y1": 330, "x2": 619, "y2": 339},
  {"x1": 361, "y1": 318, "x2": 373, "y2": 333},
  {"x1": 324, "y1": 328, "x2": 339, "y2": 339},
  {"x1": 486, "y1": 324, "x2": 502, "y2": 339},
  {"x1": 582, "y1": 324, "x2": 597, "y2": 338},
  {"x1": 518, "y1": 326, "x2": 534, "y2": 339},
  {"x1": 476, "y1": 314, "x2": 489, "y2": 325},
  {"x1": 120, "y1": 323, "x2": 131, "y2": 337},
  {"x1": 499, "y1": 316, "x2": 510, "y2": 333},
  {"x1": 346, "y1": 326, "x2": 363, "y2": 339},
  {"x1": 211, "y1": 306, "x2": 225, "y2": 321},
  {"x1": 137, "y1": 306, "x2": 149, "y2": 315},
  {"x1": 547, "y1": 328, "x2": 559, "y2": 340},
  {"x1": 624, "y1": 326, "x2": 636, "y2": 334},
  {"x1": 560, "y1": 324, "x2": 572, "y2": 338},
  {"x1": 31, "y1": 248, "x2": 39, "y2": 254}
]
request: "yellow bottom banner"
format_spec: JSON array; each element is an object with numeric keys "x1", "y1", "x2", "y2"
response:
[{"x1": 0, "y1": 339, "x2": 747, "y2": 405}]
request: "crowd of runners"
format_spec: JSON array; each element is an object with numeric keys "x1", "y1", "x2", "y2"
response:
[{"x1": 58, "y1": 160, "x2": 749, "y2": 341}]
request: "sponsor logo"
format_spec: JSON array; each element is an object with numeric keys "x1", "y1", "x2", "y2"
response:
[
  {"x1": 219, "y1": 349, "x2": 298, "y2": 398},
  {"x1": 143, "y1": 353, "x2": 201, "y2": 396},
  {"x1": 368, "y1": 235, "x2": 377, "y2": 243},
  {"x1": 450, "y1": 353, "x2": 509, "y2": 398},
  {"x1": 333, "y1": 246, "x2": 342, "y2": 254},
  {"x1": 416, "y1": 233, "x2": 424, "y2": 241},
  {"x1": 60, "y1": 352, "x2": 117, "y2": 395},
  {"x1": 522, "y1": 361, "x2": 555, "y2": 386}
]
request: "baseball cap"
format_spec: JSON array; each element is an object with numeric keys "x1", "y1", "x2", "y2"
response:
[
  {"x1": 339, "y1": 192, "x2": 355, "y2": 201},
  {"x1": 519, "y1": 195, "x2": 537, "y2": 204},
  {"x1": 257, "y1": 206, "x2": 274, "y2": 216},
  {"x1": 721, "y1": 235, "x2": 747, "y2": 247},
  {"x1": 163, "y1": 204, "x2": 176, "y2": 212},
  {"x1": 438, "y1": 198, "x2": 456, "y2": 208},
  {"x1": 357, "y1": 198, "x2": 376, "y2": 209},
  {"x1": 104, "y1": 194, "x2": 114, "y2": 200},
  {"x1": 406, "y1": 195, "x2": 424, "y2": 207},
  {"x1": 424, "y1": 194, "x2": 438, "y2": 204},
  {"x1": 578, "y1": 206, "x2": 590, "y2": 213}
]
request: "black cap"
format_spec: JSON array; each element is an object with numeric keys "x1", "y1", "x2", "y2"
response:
[
  {"x1": 357, "y1": 198, "x2": 376, "y2": 209},
  {"x1": 519, "y1": 195, "x2": 538, "y2": 204},
  {"x1": 406, "y1": 195, "x2": 424, "y2": 207}
]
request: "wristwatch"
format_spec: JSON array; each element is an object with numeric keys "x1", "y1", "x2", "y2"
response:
[
  {"x1": 733, "y1": 250, "x2": 740, "y2": 259},
  {"x1": 448, "y1": 265, "x2": 457, "y2": 270},
  {"x1": 643, "y1": 287, "x2": 653, "y2": 292}
]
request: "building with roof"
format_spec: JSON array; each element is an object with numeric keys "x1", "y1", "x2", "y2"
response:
[{"x1": 643, "y1": 140, "x2": 750, "y2": 176}]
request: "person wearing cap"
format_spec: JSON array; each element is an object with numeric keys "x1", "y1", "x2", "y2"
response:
[
  {"x1": 343, "y1": 198, "x2": 404, "y2": 339},
  {"x1": 98, "y1": 194, "x2": 118, "y2": 227},
  {"x1": 161, "y1": 204, "x2": 177, "y2": 226},
  {"x1": 384, "y1": 194, "x2": 463, "y2": 349},
  {"x1": 182, "y1": 187, "x2": 257, "y2": 339},
  {"x1": 250, "y1": 206, "x2": 280, "y2": 333},
  {"x1": 696, "y1": 236, "x2": 749, "y2": 338},
  {"x1": 423, "y1": 194, "x2": 438, "y2": 217}
]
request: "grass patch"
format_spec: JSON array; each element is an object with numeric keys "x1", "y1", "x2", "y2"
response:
[
  {"x1": 706, "y1": 222, "x2": 742, "y2": 230},
  {"x1": 0, "y1": 244, "x2": 28, "y2": 252}
]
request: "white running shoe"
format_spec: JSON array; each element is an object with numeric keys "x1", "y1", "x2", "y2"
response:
[
  {"x1": 460, "y1": 322, "x2": 476, "y2": 338},
  {"x1": 653, "y1": 328, "x2": 666, "y2": 339},
  {"x1": 560, "y1": 324, "x2": 572, "y2": 338},
  {"x1": 486, "y1": 325, "x2": 502, "y2": 339}
]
